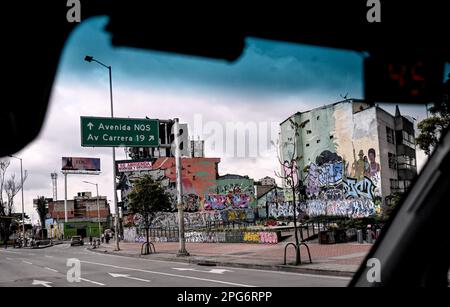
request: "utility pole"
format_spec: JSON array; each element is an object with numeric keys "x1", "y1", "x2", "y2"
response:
[{"x1": 174, "y1": 118, "x2": 189, "y2": 256}]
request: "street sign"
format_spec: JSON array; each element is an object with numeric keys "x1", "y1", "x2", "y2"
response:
[{"x1": 81, "y1": 116, "x2": 159, "y2": 147}]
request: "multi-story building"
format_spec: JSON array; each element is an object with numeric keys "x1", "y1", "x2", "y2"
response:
[
  {"x1": 279, "y1": 98, "x2": 417, "y2": 218},
  {"x1": 47, "y1": 192, "x2": 110, "y2": 238}
]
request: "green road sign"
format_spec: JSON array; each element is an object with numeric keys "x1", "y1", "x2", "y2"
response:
[{"x1": 81, "y1": 116, "x2": 159, "y2": 147}]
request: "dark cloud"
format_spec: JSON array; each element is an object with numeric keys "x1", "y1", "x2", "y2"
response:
[{"x1": 60, "y1": 17, "x2": 363, "y2": 101}]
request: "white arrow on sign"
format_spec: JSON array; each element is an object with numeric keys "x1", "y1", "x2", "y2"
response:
[
  {"x1": 87, "y1": 122, "x2": 94, "y2": 130},
  {"x1": 32, "y1": 280, "x2": 53, "y2": 287},
  {"x1": 172, "y1": 268, "x2": 233, "y2": 274},
  {"x1": 108, "y1": 273, "x2": 151, "y2": 283}
]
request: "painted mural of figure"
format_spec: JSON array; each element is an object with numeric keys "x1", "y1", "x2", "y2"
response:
[
  {"x1": 283, "y1": 160, "x2": 299, "y2": 188},
  {"x1": 352, "y1": 149, "x2": 365, "y2": 181},
  {"x1": 368, "y1": 148, "x2": 380, "y2": 177},
  {"x1": 363, "y1": 156, "x2": 370, "y2": 177}
]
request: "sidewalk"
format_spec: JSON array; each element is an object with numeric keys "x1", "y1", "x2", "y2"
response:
[{"x1": 90, "y1": 241, "x2": 373, "y2": 277}]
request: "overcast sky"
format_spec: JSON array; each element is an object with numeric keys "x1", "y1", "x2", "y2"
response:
[{"x1": 3, "y1": 17, "x2": 449, "y2": 223}]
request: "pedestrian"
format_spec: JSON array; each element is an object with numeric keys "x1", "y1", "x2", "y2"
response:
[
  {"x1": 89, "y1": 235, "x2": 93, "y2": 246},
  {"x1": 101, "y1": 233, "x2": 104, "y2": 243}
]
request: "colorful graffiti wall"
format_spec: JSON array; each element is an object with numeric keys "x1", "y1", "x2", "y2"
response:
[
  {"x1": 280, "y1": 102, "x2": 384, "y2": 218},
  {"x1": 204, "y1": 176, "x2": 256, "y2": 210},
  {"x1": 141, "y1": 208, "x2": 256, "y2": 228},
  {"x1": 119, "y1": 157, "x2": 220, "y2": 219}
]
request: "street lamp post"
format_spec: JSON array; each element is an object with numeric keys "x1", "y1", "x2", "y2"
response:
[
  {"x1": 174, "y1": 118, "x2": 189, "y2": 257},
  {"x1": 83, "y1": 181, "x2": 101, "y2": 241},
  {"x1": 84, "y1": 55, "x2": 120, "y2": 251},
  {"x1": 9, "y1": 155, "x2": 25, "y2": 245}
]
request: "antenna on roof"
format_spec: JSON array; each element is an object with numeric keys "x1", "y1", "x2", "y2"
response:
[{"x1": 340, "y1": 93, "x2": 349, "y2": 100}]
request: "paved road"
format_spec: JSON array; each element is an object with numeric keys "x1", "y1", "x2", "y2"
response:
[{"x1": 0, "y1": 244, "x2": 350, "y2": 287}]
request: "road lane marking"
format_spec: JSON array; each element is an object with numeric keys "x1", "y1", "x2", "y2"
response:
[
  {"x1": 32, "y1": 280, "x2": 52, "y2": 287},
  {"x1": 45, "y1": 267, "x2": 58, "y2": 273},
  {"x1": 80, "y1": 278, "x2": 105, "y2": 286},
  {"x1": 108, "y1": 273, "x2": 150, "y2": 283},
  {"x1": 6, "y1": 257, "x2": 14, "y2": 261},
  {"x1": 84, "y1": 248, "x2": 189, "y2": 265},
  {"x1": 83, "y1": 248, "x2": 349, "y2": 280},
  {"x1": 1, "y1": 250, "x2": 22, "y2": 255},
  {"x1": 22, "y1": 261, "x2": 33, "y2": 265},
  {"x1": 81, "y1": 260, "x2": 254, "y2": 287},
  {"x1": 44, "y1": 255, "x2": 54, "y2": 258},
  {"x1": 173, "y1": 268, "x2": 233, "y2": 274}
]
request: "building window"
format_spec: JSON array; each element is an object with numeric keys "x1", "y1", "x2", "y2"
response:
[
  {"x1": 386, "y1": 126, "x2": 395, "y2": 144},
  {"x1": 316, "y1": 116, "x2": 320, "y2": 120},
  {"x1": 397, "y1": 155, "x2": 417, "y2": 170},
  {"x1": 402, "y1": 131, "x2": 415, "y2": 148},
  {"x1": 388, "y1": 153, "x2": 397, "y2": 169},
  {"x1": 316, "y1": 139, "x2": 320, "y2": 143},
  {"x1": 390, "y1": 179, "x2": 399, "y2": 191},
  {"x1": 306, "y1": 143, "x2": 310, "y2": 147},
  {"x1": 306, "y1": 130, "x2": 312, "y2": 134},
  {"x1": 329, "y1": 135, "x2": 334, "y2": 139}
]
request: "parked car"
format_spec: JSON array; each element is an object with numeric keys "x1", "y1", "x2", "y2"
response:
[{"x1": 70, "y1": 236, "x2": 84, "y2": 246}]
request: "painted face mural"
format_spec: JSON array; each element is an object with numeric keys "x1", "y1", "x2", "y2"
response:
[{"x1": 367, "y1": 148, "x2": 380, "y2": 177}]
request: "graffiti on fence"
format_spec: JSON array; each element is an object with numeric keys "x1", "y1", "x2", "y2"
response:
[
  {"x1": 149, "y1": 209, "x2": 255, "y2": 228},
  {"x1": 124, "y1": 227, "x2": 278, "y2": 244},
  {"x1": 267, "y1": 202, "x2": 303, "y2": 219},
  {"x1": 185, "y1": 231, "x2": 278, "y2": 244},
  {"x1": 302, "y1": 198, "x2": 380, "y2": 218}
]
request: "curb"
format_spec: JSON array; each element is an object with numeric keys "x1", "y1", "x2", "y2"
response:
[{"x1": 88, "y1": 248, "x2": 355, "y2": 278}]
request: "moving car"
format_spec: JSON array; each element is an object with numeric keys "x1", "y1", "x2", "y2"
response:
[{"x1": 70, "y1": 236, "x2": 84, "y2": 246}]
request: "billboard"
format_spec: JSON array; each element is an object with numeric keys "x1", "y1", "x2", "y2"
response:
[
  {"x1": 117, "y1": 160, "x2": 153, "y2": 172},
  {"x1": 62, "y1": 157, "x2": 100, "y2": 172}
]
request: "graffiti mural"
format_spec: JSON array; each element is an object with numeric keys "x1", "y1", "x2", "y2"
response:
[
  {"x1": 283, "y1": 160, "x2": 299, "y2": 187},
  {"x1": 343, "y1": 176, "x2": 376, "y2": 200},
  {"x1": 302, "y1": 198, "x2": 380, "y2": 218},
  {"x1": 204, "y1": 194, "x2": 251, "y2": 210},
  {"x1": 185, "y1": 231, "x2": 278, "y2": 244},
  {"x1": 267, "y1": 203, "x2": 303, "y2": 219},
  {"x1": 183, "y1": 193, "x2": 200, "y2": 212},
  {"x1": 217, "y1": 183, "x2": 253, "y2": 195},
  {"x1": 149, "y1": 209, "x2": 255, "y2": 228},
  {"x1": 301, "y1": 148, "x2": 382, "y2": 218},
  {"x1": 305, "y1": 162, "x2": 344, "y2": 197}
]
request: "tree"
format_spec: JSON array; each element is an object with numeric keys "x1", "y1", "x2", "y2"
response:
[
  {"x1": 35, "y1": 196, "x2": 48, "y2": 232},
  {"x1": 0, "y1": 160, "x2": 28, "y2": 246},
  {"x1": 127, "y1": 175, "x2": 173, "y2": 254},
  {"x1": 273, "y1": 118, "x2": 310, "y2": 265},
  {"x1": 416, "y1": 74, "x2": 450, "y2": 156}
]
